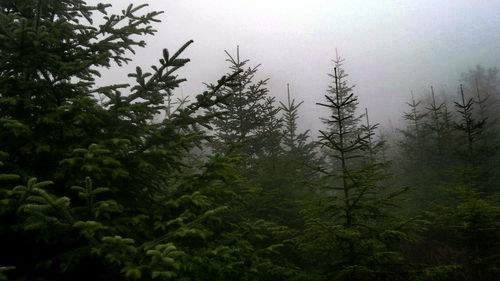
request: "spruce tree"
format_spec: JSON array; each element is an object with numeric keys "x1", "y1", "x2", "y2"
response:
[
  {"x1": 423, "y1": 84, "x2": 500, "y2": 281},
  {"x1": 425, "y1": 87, "x2": 446, "y2": 155},
  {"x1": 280, "y1": 83, "x2": 316, "y2": 167},
  {"x1": 460, "y1": 65, "x2": 499, "y2": 125},
  {"x1": 300, "y1": 66, "x2": 413, "y2": 281},
  {"x1": 394, "y1": 93, "x2": 437, "y2": 214},
  {"x1": 209, "y1": 46, "x2": 271, "y2": 161},
  {"x1": 320, "y1": 52, "x2": 360, "y2": 141},
  {"x1": 207, "y1": 47, "x2": 293, "y2": 227},
  {"x1": 454, "y1": 84, "x2": 486, "y2": 168},
  {"x1": 0, "y1": 2, "x2": 289, "y2": 280},
  {"x1": 422, "y1": 87, "x2": 457, "y2": 187},
  {"x1": 460, "y1": 67, "x2": 500, "y2": 192},
  {"x1": 399, "y1": 94, "x2": 428, "y2": 165},
  {"x1": 360, "y1": 108, "x2": 387, "y2": 167}
]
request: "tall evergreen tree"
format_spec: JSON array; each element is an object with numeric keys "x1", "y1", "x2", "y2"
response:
[
  {"x1": 320, "y1": 52, "x2": 360, "y2": 140},
  {"x1": 394, "y1": 93, "x2": 437, "y2": 214},
  {"x1": 460, "y1": 67, "x2": 500, "y2": 191},
  {"x1": 360, "y1": 108, "x2": 387, "y2": 167},
  {"x1": 300, "y1": 66, "x2": 413, "y2": 281},
  {"x1": 422, "y1": 84, "x2": 500, "y2": 281},
  {"x1": 399, "y1": 93, "x2": 428, "y2": 164},
  {"x1": 454, "y1": 85, "x2": 486, "y2": 168},
  {"x1": 208, "y1": 46, "x2": 271, "y2": 161},
  {"x1": 280, "y1": 84, "x2": 316, "y2": 166},
  {"x1": 460, "y1": 65, "x2": 499, "y2": 124},
  {"x1": 0, "y1": 2, "x2": 289, "y2": 280}
]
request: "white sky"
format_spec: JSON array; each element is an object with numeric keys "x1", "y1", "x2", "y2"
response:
[{"x1": 97, "y1": 0, "x2": 500, "y2": 133}]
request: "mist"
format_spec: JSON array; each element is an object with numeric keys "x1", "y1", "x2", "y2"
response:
[
  {"x1": 98, "y1": 0, "x2": 500, "y2": 131},
  {"x1": 2, "y1": 1, "x2": 500, "y2": 280}
]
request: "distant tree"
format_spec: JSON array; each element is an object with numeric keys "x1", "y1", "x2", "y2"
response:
[
  {"x1": 246, "y1": 84, "x2": 319, "y2": 229},
  {"x1": 399, "y1": 93, "x2": 428, "y2": 164},
  {"x1": 208, "y1": 47, "x2": 271, "y2": 162},
  {"x1": 425, "y1": 87, "x2": 446, "y2": 155},
  {"x1": 460, "y1": 65, "x2": 499, "y2": 124},
  {"x1": 423, "y1": 84, "x2": 500, "y2": 281},
  {"x1": 320, "y1": 52, "x2": 361, "y2": 142},
  {"x1": 280, "y1": 84, "x2": 317, "y2": 173},
  {"x1": 454, "y1": 85, "x2": 486, "y2": 168},
  {"x1": 299, "y1": 65, "x2": 414, "y2": 281},
  {"x1": 256, "y1": 96, "x2": 284, "y2": 158},
  {"x1": 419, "y1": 87, "x2": 457, "y2": 185},
  {"x1": 460, "y1": 66, "x2": 500, "y2": 191},
  {"x1": 360, "y1": 108, "x2": 388, "y2": 167},
  {"x1": 394, "y1": 92, "x2": 440, "y2": 215}
]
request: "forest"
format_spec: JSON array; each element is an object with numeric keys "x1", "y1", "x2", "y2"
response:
[{"x1": 0, "y1": 1, "x2": 499, "y2": 281}]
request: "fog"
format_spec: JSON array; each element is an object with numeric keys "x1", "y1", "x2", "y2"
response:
[
  {"x1": 98, "y1": 0, "x2": 500, "y2": 132},
  {"x1": 3, "y1": 2, "x2": 500, "y2": 279}
]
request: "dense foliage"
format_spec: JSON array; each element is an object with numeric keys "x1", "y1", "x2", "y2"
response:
[{"x1": 0, "y1": 1, "x2": 498, "y2": 281}]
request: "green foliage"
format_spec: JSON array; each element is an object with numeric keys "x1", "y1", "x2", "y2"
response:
[
  {"x1": 0, "y1": 1, "x2": 291, "y2": 280},
  {"x1": 0, "y1": 266, "x2": 15, "y2": 281},
  {"x1": 299, "y1": 64, "x2": 415, "y2": 281},
  {"x1": 279, "y1": 84, "x2": 317, "y2": 169},
  {"x1": 395, "y1": 70, "x2": 500, "y2": 281},
  {"x1": 208, "y1": 46, "x2": 284, "y2": 173},
  {"x1": 1, "y1": 1, "x2": 498, "y2": 280},
  {"x1": 424, "y1": 185, "x2": 500, "y2": 280}
]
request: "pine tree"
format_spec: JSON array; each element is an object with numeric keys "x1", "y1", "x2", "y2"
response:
[
  {"x1": 425, "y1": 87, "x2": 446, "y2": 155},
  {"x1": 300, "y1": 66, "x2": 413, "y2": 281},
  {"x1": 360, "y1": 108, "x2": 387, "y2": 167},
  {"x1": 247, "y1": 84, "x2": 317, "y2": 228},
  {"x1": 207, "y1": 47, "x2": 298, "y2": 231},
  {"x1": 460, "y1": 67, "x2": 500, "y2": 192},
  {"x1": 460, "y1": 65, "x2": 499, "y2": 125},
  {"x1": 394, "y1": 92, "x2": 438, "y2": 215},
  {"x1": 0, "y1": 2, "x2": 290, "y2": 280},
  {"x1": 420, "y1": 84, "x2": 500, "y2": 281},
  {"x1": 399, "y1": 93, "x2": 428, "y2": 165},
  {"x1": 280, "y1": 83, "x2": 316, "y2": 167},
  {"x1": 419, "y1": 87, "x2": 457, "y2": 186},
  {"x1": 320, "y1": 52, "x2": 360, "y2": 141},
  {"x1": 209, "y1": 46, "x2": 271, "y2": 161},
  {"x1": 454, "y1": 85, "x2": 485, "y2": 165},
  {"x1": 255, "y1": 96, "x2": 283, "y2": 158}
]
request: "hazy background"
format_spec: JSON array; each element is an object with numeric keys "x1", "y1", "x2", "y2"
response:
[{"x1": 97, "y1": 0, "x2": 500, "y2": 133}]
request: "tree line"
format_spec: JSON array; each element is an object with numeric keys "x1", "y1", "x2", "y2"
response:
[{"x1": 1, "y1": 2, "x2": 499, "y2": 281}]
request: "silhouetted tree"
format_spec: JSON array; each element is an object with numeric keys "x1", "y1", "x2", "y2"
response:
[{"x1": 299, "y1": 66, "x2": 413, "y2": 281}]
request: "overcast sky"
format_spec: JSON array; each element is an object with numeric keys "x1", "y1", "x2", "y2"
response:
[{"x1": 99, "y1": 0, "x2": 500, "y2": 133}]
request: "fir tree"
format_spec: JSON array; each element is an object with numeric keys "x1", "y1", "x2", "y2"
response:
[
  {"x1": 423, "y1": 84, "x2": 500, "y2": 281},
  {"x1": 398, "y1": 81, "x2": 500, "y2": 281},
  {"x1": 320, "y1": 52, "x2": 360, "y2": 141},
  {"x1": 460, "y1": 65, "x2": 499, "y2": 124},
  {"x1": 399, "y1": 93, "x2": 428, "y2": 163},
  {"x1": 280, "y1": 83, "x2": 316, "y2": 167},
  {"x1": 360, "y1": 108, "x2": 387, "y2": 167},
  {"x1": 420, "y1": 87, "x2": 457, "y2": 185},
  {"x1": 209, "y1": 46, "x2": 271, "y2": 161},
  {"x1": 425, "y1": 87, "x2": 445, "y2": 154},
  {"x1": 454, "y1": 85, "x2": 487, "y2": 174},
  {"x1": 300, "y1": 66, "x2": 413, "y2": 281},
  {"x1": 0, "y1": 2, "x2": 289, "y2": 280},
  {"x1": 460, "y1": 67, "x2": 500, "y2": 192},
  {"x1": 394, "y1": 93, "x2": 437, "y2": 214}
]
